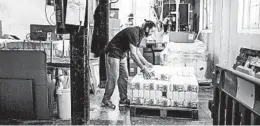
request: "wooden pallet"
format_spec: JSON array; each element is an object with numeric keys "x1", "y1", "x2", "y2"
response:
[{"x1": 130, "y1": 105, "x2": 199, "y2": 120}]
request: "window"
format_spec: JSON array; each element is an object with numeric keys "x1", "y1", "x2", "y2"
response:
[
  {"x1": 238, "y1": 0, "x2": 260, "y2": 34},
  {"x1": 200, "y1": 0, "x2": 213, "y2": 31}
]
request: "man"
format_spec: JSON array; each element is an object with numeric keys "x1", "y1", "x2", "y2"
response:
[{"x1": 102, "y1": 20, "x2": 156, "y2": 109}]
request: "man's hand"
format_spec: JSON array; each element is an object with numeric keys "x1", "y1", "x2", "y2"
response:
[{"x1": 141, "y1": 68, "x2": 153, "y2": 79}]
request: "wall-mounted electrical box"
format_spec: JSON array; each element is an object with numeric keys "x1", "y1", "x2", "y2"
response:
[{"x1": 30, "y1": 24, "x2": 57, "y2": 41}]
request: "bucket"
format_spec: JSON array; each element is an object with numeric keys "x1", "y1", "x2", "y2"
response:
[{"x1": 57, "y1": 88, "x2": 71, "y2": 119}]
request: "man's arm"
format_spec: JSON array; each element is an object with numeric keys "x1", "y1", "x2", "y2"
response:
[
  {"x1": 129, "y1": 44, "x2": 146, "y2": 70},
  {"x1": 136, "y1": 49, "x2": 151, "y2": 66}
]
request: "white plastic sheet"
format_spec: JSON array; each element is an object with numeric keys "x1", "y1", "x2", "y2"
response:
[{"x1": 160, "y1": 41, "x2": 209, "y2": 82}]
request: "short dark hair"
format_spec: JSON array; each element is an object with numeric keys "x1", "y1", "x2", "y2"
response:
[{"x1": 143, "y1": 19, "x2": 156, "y2": 30}]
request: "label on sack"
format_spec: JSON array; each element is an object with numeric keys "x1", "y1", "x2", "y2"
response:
[
  {"x1": 144, "y1": 99, "x2": 154, "y2": 106},
  {"x1": 191, "y1": 85, "x2": 198, "y2": 92},
  {"x1": 177, "y1": 101, "x2": 184, "y2": 107},
  {"x1": 131, "y1": 82, "x2": 141, "y2": 90},
  {"x1": 157, "y1": 98, "x2": 168, "y2": 107},
  {"x1": 171, "y1": 100, "x2": 177, "y2": 107},
  {"x1": 132, "y1": 97, "x2": 141, "y2": 105},
  {"x1": 183, "y1": 100, "x2": 191, "y2": 108},
  {"x1": 190, "y1": 102, "x2": 198, "y2": 109}
]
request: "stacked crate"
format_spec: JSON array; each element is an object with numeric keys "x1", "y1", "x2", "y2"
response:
[{"x1": 130, "y1": 66, "x2": 199, "y2": 109}]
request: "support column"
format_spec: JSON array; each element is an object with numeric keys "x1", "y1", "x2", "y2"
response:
[
  {"x1": 55, "y1": 0, "x2": 89, "y2": 124},
  {"x1": 70, "y1": 1, "x2": 89, "y2": 125},
  {"x1": 70, "y1": 29, "x2": 84, "y2": 125},
  {"x1": 99, "y1": 0, "x2": 109, "y2": 88}
]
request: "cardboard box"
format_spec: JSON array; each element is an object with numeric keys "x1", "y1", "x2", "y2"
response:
[{"x1": 169, "y1": 32, "x2": 195, "y2": 43}]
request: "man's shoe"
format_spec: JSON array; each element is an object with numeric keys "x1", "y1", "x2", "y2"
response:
[
  {"x1": 119, "y1": 99, "x2": 130, "y2": 107},
  {"x1": 101, "y1": 100, "x2": 116, "y2": 109}
]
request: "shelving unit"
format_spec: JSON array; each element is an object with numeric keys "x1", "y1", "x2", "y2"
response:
[{"x1": 154, "y1": 0, "x2": 194, "y2": 32}]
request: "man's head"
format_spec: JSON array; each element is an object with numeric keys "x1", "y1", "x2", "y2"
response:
[{"x1": 142, "y1": 20, "x2": 156, "y2": 37}]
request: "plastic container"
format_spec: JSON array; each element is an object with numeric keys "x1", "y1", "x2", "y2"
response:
[{"x1": 57, "y1": 88, "x2": 71, "y2": 120}]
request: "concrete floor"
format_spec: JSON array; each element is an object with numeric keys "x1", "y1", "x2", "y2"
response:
[{"x1": 0, "y1": 85, "x2": 213, "y2": 125}]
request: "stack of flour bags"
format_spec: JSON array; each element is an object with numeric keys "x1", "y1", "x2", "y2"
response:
[
  {"x1": 130, "y1": 66, "x2": 199, "y2": 109},
  {"x1": 160, "y1": 41, "x2": 208, "y2": 82}
]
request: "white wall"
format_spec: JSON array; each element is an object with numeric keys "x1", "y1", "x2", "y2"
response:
[
  {"x1": 0, "y1": 0, "x2": 55, "y2": 40},
  {"x1": 200, "y1": 0, "x2": 260, "y2": 68},
  {"x1": 113, "y1": 0, "x2": 156, "y2": 27},
  {"x1": 134, "y1": 0, "x2": 157, "y2": 26},
  {"x1": 0, "y1": 0, "x2": 157, "y2": 39}
]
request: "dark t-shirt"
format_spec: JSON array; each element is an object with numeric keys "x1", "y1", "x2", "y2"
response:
[{"x1": 105, "y1": 26, "x2": 144, "y2": 59}]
